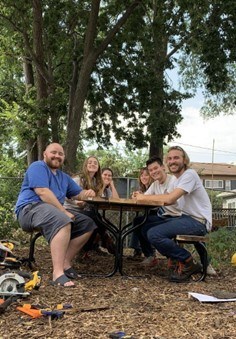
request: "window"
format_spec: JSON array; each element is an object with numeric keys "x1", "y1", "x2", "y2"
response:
[
  {"x1": 228, "y1": 202, "x2": 236, "y2": 208},
  {"x1": 225, "y1": 180, "x2": 231, "y2": 191},
  {"x1": 205, "y1": 180, "x2": 223, "y2": 189}
]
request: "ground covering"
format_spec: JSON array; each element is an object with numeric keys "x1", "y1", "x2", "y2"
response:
[{"x1": 0, "y1": 245, "x2": 236, "y2": 339}]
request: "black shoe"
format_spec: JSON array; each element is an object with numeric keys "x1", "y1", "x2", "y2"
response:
[
  {"x1": 169, "y1": 257, "x2": 202, "y2": 283},
  {"x1": 101, "y1": 232, "x2": 116, "y2": 255},
  {"x1": 133, "y1": 249, "x2": 142, "y2": 258}
]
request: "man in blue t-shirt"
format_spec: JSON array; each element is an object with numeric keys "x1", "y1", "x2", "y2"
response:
[{"x1": 15, "y1": 143, "x2": 97, "y2": 287}]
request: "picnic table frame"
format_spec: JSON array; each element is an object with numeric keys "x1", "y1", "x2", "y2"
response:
[{"x1": 83, "y1": 197, "x2": 164, "y2": 277}]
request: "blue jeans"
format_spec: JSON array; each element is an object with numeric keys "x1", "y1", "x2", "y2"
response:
[
  {"x1": 130, "y1": 232, "x2": 142, "y2": 251},
  {"x1": 142, "y1": 214, "x2": 207, "y2": 262},
  {"x1": 133, "y1": 214, "x2": 161, "y2": 257}
]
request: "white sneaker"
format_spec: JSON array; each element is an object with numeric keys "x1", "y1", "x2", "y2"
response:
[{"x1": 207, "y1": 263, "x2": 217, "y2": 276}]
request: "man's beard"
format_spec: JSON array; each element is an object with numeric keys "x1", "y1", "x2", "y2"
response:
[
  {"x1": 45, "y1": 157, "x2": 62, "y2": 169},
  {"x1": 168, "y1": 162, "x2": 185, "y2": 174}
]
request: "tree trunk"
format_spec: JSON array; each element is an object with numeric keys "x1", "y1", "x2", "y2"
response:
[
  {"x1": 64, "y1": 0, "x2": 142, "y2": 173},
  {"x1": 22, "y1": 56, "x2": 38, "y2": 165},
  {"x1": 65, "y1": 56, "x2": 96, "y2": 173},
  {"x1": 33, "y1": 0, "x2": 49, "y2": 159},
  {"x1": 148, "y1": 1, "x2": 168, "y2": 161}
]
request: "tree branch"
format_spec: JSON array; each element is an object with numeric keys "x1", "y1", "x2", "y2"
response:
[{"x1": 94, "y1": 0, "x2": 142, "y2": 59}]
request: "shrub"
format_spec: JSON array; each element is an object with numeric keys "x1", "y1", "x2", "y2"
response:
[{"x1": 208, "y1": 228, "x2": 236, "y2": 268}]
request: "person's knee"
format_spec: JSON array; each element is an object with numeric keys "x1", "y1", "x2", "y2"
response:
[{"x1": 147, "y1": 227, "x2": 162, "y2": 243}]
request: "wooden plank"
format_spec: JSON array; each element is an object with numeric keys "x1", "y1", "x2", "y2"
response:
[{"x1": 176, "y1": 235, "x2": 208, "y2": 242}]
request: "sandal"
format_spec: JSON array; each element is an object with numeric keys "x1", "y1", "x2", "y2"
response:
[
  {"x1": 64, "y1": 267, "x2": 81, "y2": 280},
  {"x1": 51, "y1": 274, "x2": 75, "y2": 287}
]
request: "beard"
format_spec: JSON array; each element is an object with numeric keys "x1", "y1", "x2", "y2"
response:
[
  {"x1": 168, "y1": 162, "x2": 185, "y2": 174},
  {"x1": 44, "y1": 156, "x2": 63, "y2": 169}
]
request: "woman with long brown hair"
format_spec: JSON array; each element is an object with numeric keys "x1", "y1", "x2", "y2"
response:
[{"x1": 64, "y1": 156, "x2": 115, "y2": 254}]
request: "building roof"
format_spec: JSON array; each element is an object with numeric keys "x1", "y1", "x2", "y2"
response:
[
  {"x1": 190, "y1": 162, "x2": 236, "y2": 176},
  {"x1": 217, "y1": 189, "x2": 236, "y2": 198}
]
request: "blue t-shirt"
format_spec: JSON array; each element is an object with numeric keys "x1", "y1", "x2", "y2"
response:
[{"x1": 15, "y1": 161, "x2": 82, "y2": 216}]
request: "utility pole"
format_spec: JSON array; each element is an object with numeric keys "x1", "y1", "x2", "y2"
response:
[{"x1": 211, "y1": 139, "x2": 215, "y2": 206}]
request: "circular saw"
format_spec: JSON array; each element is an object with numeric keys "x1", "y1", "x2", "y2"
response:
[{"x1": 0, "y1": 272, "x2": 30, "y2": 297}]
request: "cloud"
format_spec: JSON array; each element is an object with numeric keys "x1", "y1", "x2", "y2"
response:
[{"x1": 170, "y1": 106, "x2": 236, "y2": 164}]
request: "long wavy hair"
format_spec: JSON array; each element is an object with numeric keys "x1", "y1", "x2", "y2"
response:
[
  {"x1": 138, "y1": 167, "x2": 153, "y2": 193},
  {"x1": 79, "y1": 156, "x2": 103, "y2": 195}
]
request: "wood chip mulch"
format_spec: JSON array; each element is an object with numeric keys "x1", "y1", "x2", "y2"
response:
[{"x1": 1, "y1": 245, "x2": 236, "y2": 339}]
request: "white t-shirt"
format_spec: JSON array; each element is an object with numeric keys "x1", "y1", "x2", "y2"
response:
[
  {"x1": 173, "y1": 169, "x2": 212, "y2": 231},
  {"x1": 145, "y1": 174, "x2": 183, "y2": 216}
]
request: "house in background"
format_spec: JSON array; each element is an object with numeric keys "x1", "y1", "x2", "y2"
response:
[
  {"x1": 190, "y1": 162, "x2": 236, "y2": 192},
  {"x1": 190, "y1": 162, "x2": 236, "y2": 209},
  {"x1": 216, "y1": 190, "x2": 236, "y2": 208}
]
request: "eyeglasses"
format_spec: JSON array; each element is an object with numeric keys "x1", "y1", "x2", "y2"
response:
[{"x1": 168, "y1": 146, "x2": 184, "y2": 152}]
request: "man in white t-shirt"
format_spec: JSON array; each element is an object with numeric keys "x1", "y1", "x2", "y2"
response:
[
  {"x1": 135, "y1": 146, "x2": 212, "y2": 282},
  {"x1": 132, "y1": 156, "x2": 183, "y2": 265}
]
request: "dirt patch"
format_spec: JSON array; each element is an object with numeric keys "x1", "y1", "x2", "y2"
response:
[{"x1": 1, "y1": 245, "x2": 236, "y2": 339}]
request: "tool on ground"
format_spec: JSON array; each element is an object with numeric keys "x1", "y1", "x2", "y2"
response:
[
  {"x1": 0, "y1": 271, "x2": 41, "y2": 314},
  {"x1": 231, "y1": 253, "x2": 236, "y2": 266},
  {"x1": 0, "y1": 242, "x2": 21, "y2": 269},
  {"x1": 109, "y1": 332, "x2": 135, "y2": 339},
  {"x1": 0, "y1": 295, "x2": 20, "y2": 315},
  {"x1": 0, "y1": 271, "x2": 41, "y2": 297},
  {"x1": 55, "y1": 303, "x2": 110, "y2": 314},
  {"x1": 16, "y1": 304, "x2": 65, "y2": 319},
  {"x1": 16, "y1": 303, "x2": 110, "y2": 319}
]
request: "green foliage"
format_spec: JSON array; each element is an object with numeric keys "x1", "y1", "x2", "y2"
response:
[
  {"x1": 206, "y1": 189, "x2": 223, "y2": 209},
  {"x1": 0, "y1": 177, "x2": 22, "y2": 238},
  {"x1": 80, "y1": 146, "x2": 149, "y2": 177},
  {"x1": 208, "y1": 228, "x2": 236, "y2": 268}
]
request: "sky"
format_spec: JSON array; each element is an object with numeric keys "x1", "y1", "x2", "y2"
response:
[
  {"x1": 86, "y1": 89, "x2": 236, "y2": 165},
  {"x1": 169, "y1": 96, "x2": 236, "y2": 164}
]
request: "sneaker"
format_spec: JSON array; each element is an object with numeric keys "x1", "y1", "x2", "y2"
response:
[
  {"x1": 167, "y1": 258, "x2": 179, "y2": 272},
  {"x1": 169, "y1": 257, "x2": 202, "y2": 283},
  {"x1": 140, "y1": 256, "x2": 158, "y2": 267},
  {"x1": 206, "y1": 263, "x2": 217, "y2": 276}
]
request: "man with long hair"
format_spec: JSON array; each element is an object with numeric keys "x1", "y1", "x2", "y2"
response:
[{"x1": 135, "y1": 146, "x2": 212, "y2": 282}]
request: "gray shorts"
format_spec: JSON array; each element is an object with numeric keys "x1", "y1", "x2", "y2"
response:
[{"x1": 17, "y1": 202, "x2": 97, "y2": 243}]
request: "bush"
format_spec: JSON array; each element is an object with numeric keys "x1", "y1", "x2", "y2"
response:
[
  {"x1": 0, "y1": 177, "x2": 22, "y2": 239},
  {"x1": 208, "y1": 228, "x2": 236, "y2": 268}
]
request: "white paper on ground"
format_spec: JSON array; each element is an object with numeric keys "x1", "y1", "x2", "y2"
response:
[{"x1": 188, "y1": 292, "x2": 236, "y2": 303}]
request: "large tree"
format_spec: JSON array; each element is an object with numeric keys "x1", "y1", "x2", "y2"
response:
[
  {"x1": 0, "y1": 0, "x2": 235, "y2": 171},
  {"x1": 85, "y1": 0, "x2": 236, "y2": 158},
  {"x1": 0, "y1": 0, "x2": 142, "y2": 170}
]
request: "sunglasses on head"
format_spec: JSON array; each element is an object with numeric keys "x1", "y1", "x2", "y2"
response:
[{"x1": 168, "y1": 146, "x2": 184, "y2": 152}]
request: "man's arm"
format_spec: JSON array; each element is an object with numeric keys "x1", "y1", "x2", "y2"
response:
[
  {"x1": 135, "y1": 187, "x2": 186, "y2": 205},
  {"x1": 34, "y1": 187, "x2": 74, "y2": 218},
  {"x1": 76, "y1": 189, "x2": 96, "y2": 200}
]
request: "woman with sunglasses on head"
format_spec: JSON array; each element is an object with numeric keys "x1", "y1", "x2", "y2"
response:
[{"x1": 64, "y1": 156, "x2": 115, "y2": 255}]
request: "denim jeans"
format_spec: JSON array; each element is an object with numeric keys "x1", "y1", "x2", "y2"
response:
[
  {"x1": 133, "y1": 214, "x2": 161, "y2": 257},
  {"x1": 129, "y1": 232, "x2": 142, "y2": 251},
  {"x1": 142, "y1": 214, "x2": 207, "y2": 262}
]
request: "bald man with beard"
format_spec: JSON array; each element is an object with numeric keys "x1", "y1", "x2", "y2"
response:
[{"x1": 15, "y1": 143, "x2": 97, "y2": 287}]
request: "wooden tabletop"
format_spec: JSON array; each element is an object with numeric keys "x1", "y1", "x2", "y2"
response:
[{"x1": 83, "y1": 197, "x2": 164, "y2": 211}]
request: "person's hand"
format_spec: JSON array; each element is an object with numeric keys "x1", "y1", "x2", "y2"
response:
[
  {"x1": 132, "y1": 191, "x2": 143, "y2": 199},
  {"x1": 83, "y1": 189, "x2": 96, "y2": 197},
  {"x1": 135, "y1": 192, "x2": 144, "y2": 201},
  {"x1": 65, "y1": 210, "x2": 75, "y2": 220},
  {"x1": 76, "y1": 200, "x2": 85, "y2": 207}
]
